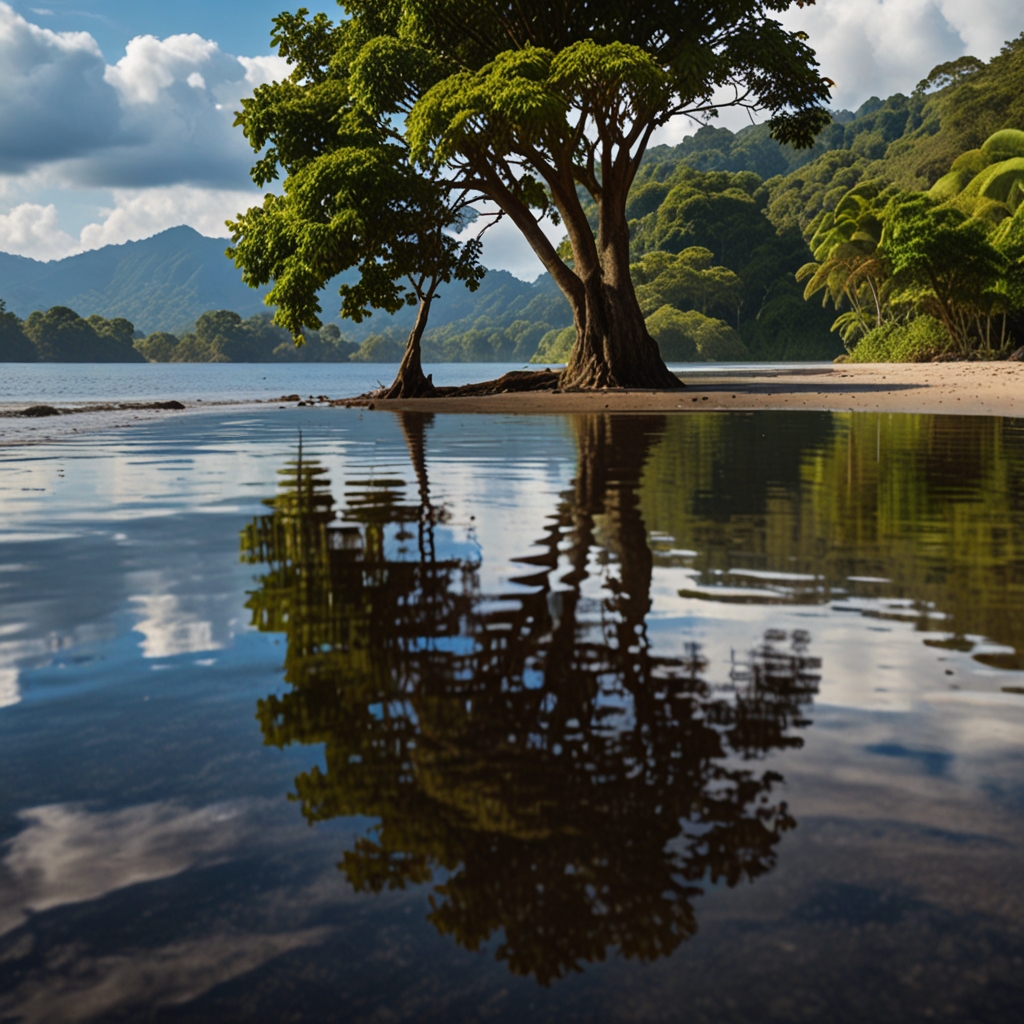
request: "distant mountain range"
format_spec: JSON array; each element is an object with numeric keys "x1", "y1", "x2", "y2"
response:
[
  {"x1": 0, "y1": 227, "x2": 272, "y2": 336},
  {"x1": 0, "y1": 224, "x2": 561, "y2": 344}
]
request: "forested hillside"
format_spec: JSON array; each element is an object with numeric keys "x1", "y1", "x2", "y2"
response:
[{"x1": 0, "y1": 228, "x2": 272, "y2": 336}]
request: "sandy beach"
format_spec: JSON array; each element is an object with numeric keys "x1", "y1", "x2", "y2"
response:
[{"x1": 368, "y1": 362, "x2": 1024, "y2": 417}]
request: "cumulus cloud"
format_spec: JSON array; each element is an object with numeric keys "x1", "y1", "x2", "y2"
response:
[
  {"x1": 779, "y1": 0, "x2": 1023, "y2": 110},
  {"x1": 0, "y1": 4, "x2": 121, "y2": 172},
  {"x1": 0, "y1": 4, "x2": 287, "y2": 190},
  {"x1": 78, "y1": 185, "x2": 258, "y2": 249},
  {"x1": 0, "y1": 201, "x2": 78, "y2": 260},
  {"x1": 0, "y1": 186, "x2": 258, "y2": 260}
]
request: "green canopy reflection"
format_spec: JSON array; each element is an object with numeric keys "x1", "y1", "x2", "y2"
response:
[{"x1": 241, "y1": 414, "x2": 820, "y2": 984}]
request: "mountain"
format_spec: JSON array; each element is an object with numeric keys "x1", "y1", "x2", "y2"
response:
[
  {"x1": 0, "y1": 227, "x2": 271, "y2": 336},
  {"x1": 0, "y1": 224, "x2": 566, "y2": 350}
]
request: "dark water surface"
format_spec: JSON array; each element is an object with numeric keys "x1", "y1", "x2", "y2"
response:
[{"x1": 0, "y1": 409, "x2": 1021, "y2": 1022}]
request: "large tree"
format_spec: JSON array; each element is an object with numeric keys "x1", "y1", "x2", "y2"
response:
[
  {"x1": 379, "y1": 2, "x2": 830, "y2": 386},
  {"x1": 232, "y1": 1, "x2": 831, "y2": 392}
]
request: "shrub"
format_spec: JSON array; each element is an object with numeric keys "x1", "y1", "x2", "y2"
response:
[{"x1": 847, "y1": 315, "x2": 949, "y2": 362}]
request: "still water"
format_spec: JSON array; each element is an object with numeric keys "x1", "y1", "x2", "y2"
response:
[{"x1": 0, "y1": 409, "x2": 1021, "y2": 1022}]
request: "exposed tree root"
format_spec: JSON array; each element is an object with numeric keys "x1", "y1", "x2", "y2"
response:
[{"x1": 335, "y1": 367, "x2": 689, "y2": 407}]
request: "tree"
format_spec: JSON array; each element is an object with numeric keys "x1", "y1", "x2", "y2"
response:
[
  {"x1": 364, "y1": 0, "x2": 830, "y2": 388},
  {"x1": 22, "y1": 306, "x2": 145, "y2": 362},
  {"x1": 229, "y1": 10, "x2": 486, "y2": 398},
  {"x1": 797, "y1": 179, "x2": 893, "y2": 348},
  {"x1": 234, "y1": 1, "x2": 831, "y2": 392},
  {"x1": 882, "y1": 194, "x2": 1012, "y2": 355},
  {"x1": 0, "y1": 300, "x2": 36, "y2": 362}
]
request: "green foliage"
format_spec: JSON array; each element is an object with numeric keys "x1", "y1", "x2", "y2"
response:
[
  {"x1": 22, "y1": 307, "x2": 145, "y2": 363},
  {"x1": 133, "y1": 332, "x2": 179, "y2": 362},
  {"x1": 645, "y1": 306, "x2": 749, "y2": 361},
  {"x1": 133, "y1": 312, "x2": 358, "y2": 363},
  {"x1": 618, "y1": 165, "x2": 839, "y2": 359},
  {"x1": 530, "y1": 326, "x2": 576, "y2": 364},
  {"x1": 633, "y1": 246, "x2": 743, "y2": 321},
  {"x1": 229, "y1": 6, "x2": 485, "y2": 362},
  {"x1": 740, "y1": 280, "x2": 845, "y2": 361},
  {"x1": 765, "y1": 34, "x2": 1024, "y2": 238},
  {"x1": 350, "y1": 333, "x2": 406, "y2": 362},
  {"x1": 303, "y1": 1, "x2": 831, "y2": 385},
  {"x1": 787, "y1": 114, "x2": 1024, "y2": 361},
  {"x1": 883, "y1": 192, "x2": 1013, "y2": 355},
  {"x1": 797, "y1": 178, "x2": 894, "y2": 346},
  {"x1": 846, "y1": 315, "x2": 949, "y2": 362},
  {"x1": 0, "y1": 300, "x2": 36, "y2": 362}
]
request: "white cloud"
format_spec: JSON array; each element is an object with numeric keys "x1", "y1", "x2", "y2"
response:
[
  {"x1": 130, "y1": 593, "x2": 223, "y2": 658},
  {"x1": 780, "y1": 0, "x2": 1022, "y2": 111},
  {"x1": 0, "y1": 201, "x2": 77, "y2": 260},
  {"x1": 0, "y1": 6, "x2": 281, "y2": 191},
  {"x1": 78, "y1": 185, "x2": 258, "y2": 250},
  {"x1": 237, "y1": 54, "x2": 290, "y2": 89},
  {"x1": 103, "y1": 33, "x2": 219, "y2": 105},
  {"x1": 0, "y1": 186, "x2": 258, "y2": 259}
]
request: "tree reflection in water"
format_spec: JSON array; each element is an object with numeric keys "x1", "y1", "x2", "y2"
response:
[{"x1": 241, "y1": 414, "x2": 820, "y2": 983}]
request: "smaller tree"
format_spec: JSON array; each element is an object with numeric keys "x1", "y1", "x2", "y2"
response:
[
  {"x1": 23, "y1": 306, "x2": 145, "y2": 363},
  {"x1": 229, "y1": 10, "x2": 487, "y2": 398},
  {"x1": 882, "y1": 194, "x2": 1011, "y2": 355},
  {"x1": 0, "y1": 300, "x2": 36, "y2": 362},
  {"x1": 797, "y1": 180, "x2": 893, "y2": 348}
]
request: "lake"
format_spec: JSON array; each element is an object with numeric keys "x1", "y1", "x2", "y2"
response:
[{"x1": 0, "y1": 406, "x2": 1021, "y2": 1022}]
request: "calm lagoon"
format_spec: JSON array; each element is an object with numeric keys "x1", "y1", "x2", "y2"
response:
[{"x1": 0, "y1": 407, "x2": 1021, "y2": 1022}]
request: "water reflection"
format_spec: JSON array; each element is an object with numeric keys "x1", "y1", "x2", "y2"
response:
[
  {"x1": 642, "y1": 414, "x2": 1024, "y2": 673},
  {"x1": 241, "y1": 415, "x2": 820, "y2": 983}
]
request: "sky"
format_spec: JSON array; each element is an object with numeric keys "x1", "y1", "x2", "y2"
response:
[{"x1": 0, "y1": 0, "x2": 1022, "y2": 277}]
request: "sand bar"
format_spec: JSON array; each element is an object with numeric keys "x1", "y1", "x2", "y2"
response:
[{"x1": 368, "y1": 362, "x2": 1024, "y2": 417}]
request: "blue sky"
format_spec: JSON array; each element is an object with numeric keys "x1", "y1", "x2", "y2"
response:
[
  {"x1": 5, "y1": 1, "x2": 289, "y2": 58},
  {"x1": 0, "y1": 1, "x2": 1022, "y2": 276}
]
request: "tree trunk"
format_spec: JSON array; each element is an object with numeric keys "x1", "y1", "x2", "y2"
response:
[
  {"x1": 384, "y1": 294, "x2": 437, "y2": 399},
  {"x1": 559, "y1": 275, "x2": 683, "y2": 390},
  {"x1": 557, "y1": 169, "x2": 682, "y2": 391}
]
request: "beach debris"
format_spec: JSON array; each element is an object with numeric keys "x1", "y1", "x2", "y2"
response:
[
  {"x1": 19, "y1": 405, "x2": 61, "y2": 417},
  {"x1": 149, "y1": 400, "x2": 185, "y2": 410}
]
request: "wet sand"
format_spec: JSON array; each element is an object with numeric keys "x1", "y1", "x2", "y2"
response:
[{"x1": 367, "y1": 363, "x2": 1024, "y2": 417}]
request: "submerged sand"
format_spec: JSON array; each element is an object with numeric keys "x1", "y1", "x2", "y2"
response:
[{"x1": 365, "y1": 363, "x2": 1024, "y2": 417}]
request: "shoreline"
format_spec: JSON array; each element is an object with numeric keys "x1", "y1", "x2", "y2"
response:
[
  {"x1": 0, "y1": 364, "x2": 1021, "y2": 445},
  {"x1": 356, "y1": 363, "x2": 1024, "y2": 418}
]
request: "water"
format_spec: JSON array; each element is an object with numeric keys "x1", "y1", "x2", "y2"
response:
[
  {"x1": 0, "y1": 362, "x2": 532, "y2": 405},
  {"x1": 0, "y1": 362, "x2": 835, "y2": 405},
  {"x1": 0, "y1": 408, "x2": 1021, "y2": 1022}
]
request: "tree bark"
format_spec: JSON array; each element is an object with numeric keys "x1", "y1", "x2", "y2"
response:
[
  {"x1": 559, "y1": 186, "x2": 682, "y2": 391},
  {"x1": 559, "y1": 274, "x2": 682, "y2": 390},
  {"x1": 384, "y1": 293, "x2": 437, "y2": 399}
]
